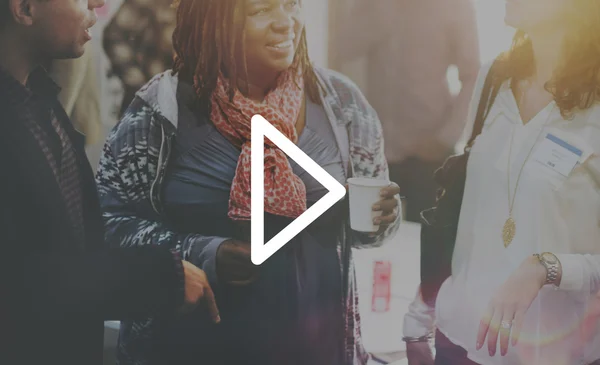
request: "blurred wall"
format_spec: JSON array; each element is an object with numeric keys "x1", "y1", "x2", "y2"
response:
[
  {"x1": 473, "y1": 0, "x2": 514, "y2": 64},
  {"x1": 304, "y1": 0, "x2": 329, "y2": 68},
  {"x1": 327, "y1": 0, "x2": 369, "y2": 93},
  {"x1": 327, "y1": 0, "x2": 517, "y2": 97}
]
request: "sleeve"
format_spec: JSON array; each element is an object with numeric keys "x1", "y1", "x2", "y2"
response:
[
  {"x1": 556, "y1": 254, "x2": 600, "y2": 294},
  {"x1": 96, "y1": 115, "x2": 228, "y2": 288},
  {"x1": 0, "y1": 162, "x2": 184, "y2": 323},
  {"x1": 340, "y1": 74, "x2": 402, "y2": 249},
  {"x1": 403, "y1": 287, "x2": 436, "y2": 338},
  {"x1": 435, "y1": 0, "x2": 481, "y2": 150},
  {"x1": 556, "y1": 155, "x2": 600, "y2": 294}
]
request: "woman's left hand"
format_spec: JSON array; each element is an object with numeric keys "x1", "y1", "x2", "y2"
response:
[
  {"x1": 476, "y1": 256, "x2": 547, "y2": 357},
  {"x1": 372, "y1": 182, "x2": 401, "y2": 234}
]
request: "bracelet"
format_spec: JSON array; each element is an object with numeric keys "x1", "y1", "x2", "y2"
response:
[{"x1": 402, "y1": 333, "x2": 433, "y2": 343}]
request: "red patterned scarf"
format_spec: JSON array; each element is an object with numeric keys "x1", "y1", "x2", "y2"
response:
[{"x1": 209, "y1": 71, "x2": 307, "y2": 221}]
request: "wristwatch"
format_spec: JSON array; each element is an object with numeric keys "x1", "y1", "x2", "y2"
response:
[{"x1": 533, "y1": 252, "x2": 561, "y2": 287}]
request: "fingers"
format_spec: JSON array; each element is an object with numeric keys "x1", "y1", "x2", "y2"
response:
[
  {"x1": 372, "y1": 186, "x2": 400, "y2": 227},
  {"x1": 374, "y1": 212, "x2": 398, "y2": 226},
  {"x1": 373, "y1": 197, "x2": 398, "y2": 213},
  {"x1": 217, "y1": 240, "x2": 257, "y2": 285},
  {"x1": 499, "y1": 307, "x2": 515, "y2": 356},
  {"x1": 373, "y1": 183, "x2": 400, "y2": 212},
  {"x1": 203, "y1": 283, "x2": 221, "y2": 323},
  {"x1": 225, "y1": 250, "x2": 253, "y2": 267},
  {"x1": 226, "y1": 240, "x2": 252, "y2": 259},
  {"x1": 226, "y1": 241, "x2": 255, "y2": 271},
  {"x1": 476, "y1": 305, "x2": 493, "y2": 351},
  {"x1": 218, "y1": 240, "x2": 252, "y2": 267},
  {"x1": 379, "y1": 182, "x2": 400, "y2": 198},
  {"x1": 372, "y1": 183, "x2": 400, "y2": 228},
  {"x1": 486, "y1": 309, "x2": 502, "y2": 356},
  {"x1": 511, "y1": 309, "x2": 525, "y2": 347},
  {"x1": 180, "y1": 261, "x2": 220, "y2": 320},
  {"x1": 221, "y1": 260, "x2": 258, "y2": 285}
]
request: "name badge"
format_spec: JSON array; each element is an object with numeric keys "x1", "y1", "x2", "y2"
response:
[{"x1": 532, "y1": 133, "x2": 582, "y2": 178}]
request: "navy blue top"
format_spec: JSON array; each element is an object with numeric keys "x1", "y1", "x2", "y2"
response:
[{"x1": 159, "y1": 83, "x2": 348, "y2": 365}]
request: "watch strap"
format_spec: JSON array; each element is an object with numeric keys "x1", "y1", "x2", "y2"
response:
[{"x1": 534, "y1": 253, "x2": 560, "y2": 286}]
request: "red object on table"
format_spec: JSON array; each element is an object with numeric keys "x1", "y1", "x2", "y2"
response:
[{"x1": 372, "y1": 261, "x2": 391, "y2": 313}]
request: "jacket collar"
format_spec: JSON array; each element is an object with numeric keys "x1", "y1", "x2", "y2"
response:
[
  {"x1": 136, "y1": 71, "x2": 180, "y2": 129},
  {"x1": 0, "y1": 66, "x2": 61, "y2": 108},
  {"x1": 136, "y1": 67, "x2": 333, "y2": 131}
]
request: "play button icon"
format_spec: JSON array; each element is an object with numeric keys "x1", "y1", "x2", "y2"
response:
[{"x1": 250, "y1": 114, "x2": 347, "y2": 265}]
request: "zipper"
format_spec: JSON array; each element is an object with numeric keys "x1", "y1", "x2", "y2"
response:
[{"x1": 150, "y1": 121, "x2": 175, "y2": 215}]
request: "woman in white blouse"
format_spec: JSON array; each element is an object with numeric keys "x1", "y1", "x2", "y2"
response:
[{"x1": 404, "y1": 0, "x2": 600, "y2": 364}]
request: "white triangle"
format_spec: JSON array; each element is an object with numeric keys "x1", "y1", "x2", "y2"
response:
[{"x1": 250, "y1": 114, "x2": 347, "y2": 265}]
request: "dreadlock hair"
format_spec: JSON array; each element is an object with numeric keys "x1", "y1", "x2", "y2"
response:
[{"x1": 171, "y1": 0, "x2": 323, "y2": 112}]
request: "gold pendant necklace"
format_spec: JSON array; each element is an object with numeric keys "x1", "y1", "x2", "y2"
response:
[
  {"x1": 503, "y1": 103, "x2": 555, "y2": 248},
  {"x1": 502, "y1": 216, "x2": 516, "y2": 247}
]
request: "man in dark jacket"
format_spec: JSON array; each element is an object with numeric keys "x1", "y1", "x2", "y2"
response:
[{"x1": 0, "y1": 0, "x2": 219, "y2": 364}]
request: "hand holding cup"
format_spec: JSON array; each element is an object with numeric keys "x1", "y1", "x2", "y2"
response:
[{"x1": 347, "y1": 178, "x2": 400, "y2": 234}]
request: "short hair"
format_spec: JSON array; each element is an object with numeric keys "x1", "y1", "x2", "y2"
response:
[{"x1": 171, "y1": 0, "x2": 323, "y2": 112}]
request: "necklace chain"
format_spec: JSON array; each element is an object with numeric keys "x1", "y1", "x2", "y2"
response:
[
  {"x1": 506, "y1": 124, "x2": 546, "y2": 214},
  {"x1": 503, "y1": 99, "x2": 555, "y2": 247}
]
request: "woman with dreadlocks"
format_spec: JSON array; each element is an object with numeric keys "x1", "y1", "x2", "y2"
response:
[{"x1": 96, "y1": 0, "x2": 401, "y2": 364}]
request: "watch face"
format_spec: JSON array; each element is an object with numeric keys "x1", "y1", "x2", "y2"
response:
[{"x1": 541, "y1": 252, "x2": 557, "y2": 264}]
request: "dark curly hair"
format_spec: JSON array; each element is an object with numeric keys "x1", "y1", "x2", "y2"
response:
[
  {"x1": 495, "y1": 0, "x2": 600, "y2": 119},
  {"x1": 171, "y1": 0, "x2": 322, "y2": 111}
]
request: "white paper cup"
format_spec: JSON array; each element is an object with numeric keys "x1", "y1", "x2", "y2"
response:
[{"x1": 347, "y1": 177, "x2": 390, "y2": 232}]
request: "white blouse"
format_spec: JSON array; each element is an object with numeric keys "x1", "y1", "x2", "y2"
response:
[{"x1": 403, "y1": 62, "x2": 600, "y2": 365}]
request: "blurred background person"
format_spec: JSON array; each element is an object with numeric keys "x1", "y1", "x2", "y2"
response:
[
  {"x1": 403, "y1": 0, "x2": 600, "y2": 364},
  {"x1": 102, "y1": 0, "x2": 176, "y2": 116},
  {"x1": 334, "y1": 0, "x2": 480, "y2": 222},
  {"x1": 49, "y1": 44, "x2": 102, "y2": 146},
  {"x1": 96, "y1": 0, "x2": 401, "y2": 364}
]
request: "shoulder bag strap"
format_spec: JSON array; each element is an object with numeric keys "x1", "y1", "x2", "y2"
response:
[{"x1": 466, "y1": 59, "x2": 504, "y2": 150}]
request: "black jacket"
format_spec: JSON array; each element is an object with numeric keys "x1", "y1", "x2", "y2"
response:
[{"x1": 0, "y1": 68, "x2": 184, "y2": 365}]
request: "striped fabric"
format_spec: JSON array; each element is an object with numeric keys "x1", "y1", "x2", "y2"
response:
[
  {"x1": 0, "y1": 66, "x2": 86, "y2": 246},
  {"x1": 24, "y1": 109, "x2": 85, "y2": 245}
]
